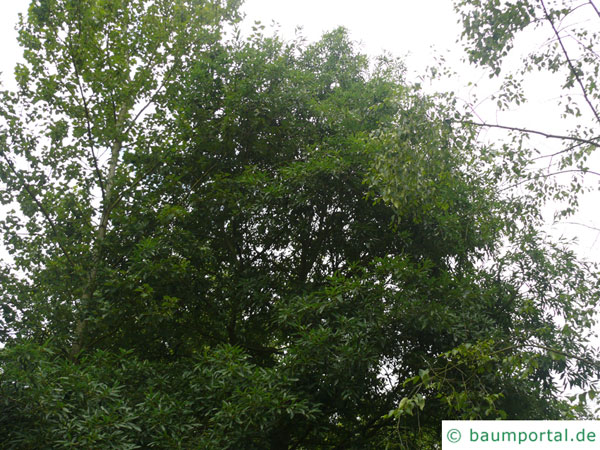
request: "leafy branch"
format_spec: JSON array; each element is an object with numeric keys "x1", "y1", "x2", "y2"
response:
[
  {"x1": 0, "y1": 143, "x2": 75, "y2": 267},
  {"x1": 539, "y1": 0, "x2": 600, "y2": 124}
]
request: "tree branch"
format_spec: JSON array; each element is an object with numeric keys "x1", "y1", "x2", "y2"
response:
[
  {"x1": 460, "y1": 120, "x2": 600, "y2": 148},
  {"x1": 65, "y1": 29, "x2": 106, "y2": 203},
  {"x1": 539, "y1": 0, "x2": 600, "y2": 124},
  {"x1": 122, "y1": 62, "x2": 178, "y2": 137},
  {"x1": 524, "y1": 342, "x2": 600, "y2": 368},
  {"x1": 561, "y1": 221, "x2": 600, "y2": 232},
  {"x1": 589, "y1": 0, "x2": 600, "y2": 19},
  {"x1": 71, "y1": 107, "x2": 128, "y2": 358},
  {"x1": 500, "y1": 168, "x2": 600, "y2": 191},
  {"x1": 531, "y1": 139, "x2": 586, "y2": 161}
]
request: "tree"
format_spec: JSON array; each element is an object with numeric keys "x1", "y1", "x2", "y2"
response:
[
  {"x1": 1, "y1": 1, "x2": 599, "y2": 448},
  {"x1": 0, "y1": 0, "x2": 242, "y2": 353}
]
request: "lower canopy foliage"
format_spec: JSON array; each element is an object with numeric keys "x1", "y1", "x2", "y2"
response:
[{"x1": 0, "y1": 2, "x2": 599, "y2": 448}]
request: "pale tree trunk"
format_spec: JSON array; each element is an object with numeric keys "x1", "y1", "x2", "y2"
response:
[{"x1": 71, "y1": 108, "x2": 127, "y2": 358}]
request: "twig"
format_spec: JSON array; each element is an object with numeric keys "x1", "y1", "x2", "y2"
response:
[
  {"x1": 589, "y1": 0, "x2": 600, "y2": 19},
  {"x1": 460, "y1": 120, "x2": 600, "y2": 148},
  {"x1": 562, "y1": 221, "x2": 600, "y2": 232},
  {"x1": 500, "y1": 168, "x2": 600, "y2": 191},
  {"x1": 540, "y1": 0, "x2": 600, "y2": 125}
]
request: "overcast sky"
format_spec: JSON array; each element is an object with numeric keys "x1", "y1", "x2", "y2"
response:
[{"x1": 241, "y1": 0, "x2": 462, "y2": 70}]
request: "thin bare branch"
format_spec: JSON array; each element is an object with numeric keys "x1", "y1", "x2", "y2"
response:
[
  {"x1": 562, "y1": 221, "x2": 600, "y2": 231},
  {"x1": 500, "y1": 168, "x2": 600, "y2": 191},
  {"x1": 122, "y1": 30, "x2": 210, "y2": 135},
  {"x1": 539, "y1": 0, "x2": 600, "y2": 124},
  {"x1": 531, "y1": 140, "x2": 585, "y2": 161},
  {"x1": 525, "y1": 343, "x2": 600, "y2": 367},
  {"x1": 531, "y1": 134, "x2": 600, "y2": 162},
  {"x1": 460, "y1": 120, "x2": 600, "y2": 147},
  {"x1": 563, "y1": 31, "x2": 600, "y2": 61},
  {"x1": 590, "y1": 0, "x2": 600, "y2": 19},
  {"x1": 122, "y1": 63, "x2": 178, "y2": 136}
]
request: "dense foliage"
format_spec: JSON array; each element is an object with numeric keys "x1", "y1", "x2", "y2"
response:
[{"x1": 0, "y1": 0, "x2": 599, "y2": 448}]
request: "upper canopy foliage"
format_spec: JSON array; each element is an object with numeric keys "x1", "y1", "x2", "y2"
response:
[{"x1": 0, "y1": 0, "x2": 599, "y2": 448}]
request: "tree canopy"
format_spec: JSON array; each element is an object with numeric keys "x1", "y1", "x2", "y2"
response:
[{"x1": 0, "y1": 0, "x2": 599, "y2": 448}]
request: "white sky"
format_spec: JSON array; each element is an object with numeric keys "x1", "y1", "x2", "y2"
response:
[{"x1": 240, "y1": 0, "x2": 462, "y2": 71}]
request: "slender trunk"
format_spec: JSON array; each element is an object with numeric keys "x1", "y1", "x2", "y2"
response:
[{"x1": 70, "y1": 108, "x2": 126, "y2": 358}]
